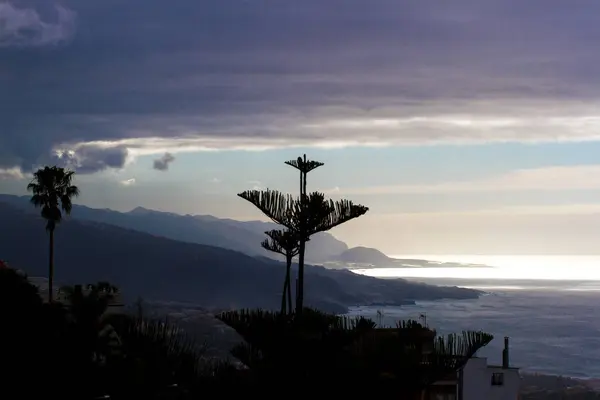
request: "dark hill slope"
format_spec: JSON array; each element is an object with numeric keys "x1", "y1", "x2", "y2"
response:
[
  {"x1": 0, "y1": 194, "x2": 347, "y2": 262},
  {"x1": 0, "y1": 202, "x2": 479, "y2": 312}
]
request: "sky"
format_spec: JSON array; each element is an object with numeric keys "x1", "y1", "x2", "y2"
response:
[{"x1": 3, "y1": 0, "x2": 600, "y2": 254}]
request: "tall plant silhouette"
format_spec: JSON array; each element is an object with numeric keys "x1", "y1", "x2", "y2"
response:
[
  {"x1": 261, "y1": 229, "x2": 300, "y2": 314},
  {"x1": 284, "y1": 155, "x2": 322, "y2": 312},
  {"x1": 238, "y1": 155, "x2": 368, "y2": 313},
  {"x1": 27, "y1": 166, "x2": 79, "y2": 302}
]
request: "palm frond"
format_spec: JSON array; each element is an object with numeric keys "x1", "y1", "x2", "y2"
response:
[
  {"x1": 297, "y1": 192, "x2": 369, "y2": 235},
  {"x1": 284, "y1": 155, "x2": 324, "y2": 174},
  {"x1": 29, "y1": 193, "x2": 47, "y2": 206},
  {"x1": 260, "y1": 237, "x2": 285, "y2": 256},
  {"x1": 237, "y1": 189, "x2": 296, "y2": 228},
  {"x1": 316, "y1": 197, "x2": 369, "y2": 232},
  {"x1": 434, "y1": 331, "x2": 494, "y2": 361},
  {"x1": 27, "y1": 165, "x2": 79, "y2": 226},
  {"x1": 264, "y1": 229, "x2": 300, "y2": 256},
  {"x1": 60, "y1": 195, "x2": 73, "y2": 214}
]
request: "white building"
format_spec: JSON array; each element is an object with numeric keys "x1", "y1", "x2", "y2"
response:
[{"x1": 432, "y1": 337, "x2": 520, "y2": 400}]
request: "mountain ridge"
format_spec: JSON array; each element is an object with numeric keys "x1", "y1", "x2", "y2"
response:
[
  {"x1": 0, "y1": 194, "x2": 348, "y2": 262},
  {"x1": 0, "y1": 200, "x2": 480, "y2": 313}
]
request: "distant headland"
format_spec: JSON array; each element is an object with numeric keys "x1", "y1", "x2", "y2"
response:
[{"x1": 322, "y1": 246, "x2": 495, "y2": 270}]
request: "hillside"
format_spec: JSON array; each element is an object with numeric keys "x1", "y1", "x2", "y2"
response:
[
  {"x1": 0, "y1": 202, "x2": 479, "y2": 312},
  {"x1": 336, "y1": 246, "x2": 395, "y2": 265},
  {"x1": 324, "y1": 247, "x2": 493, "y2": 270},
  {"x1": 0, "y1": 194, "x2": 347, "y2": 262}
]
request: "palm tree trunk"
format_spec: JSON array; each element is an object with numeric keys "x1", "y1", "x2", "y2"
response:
[
  {"x1": 286, "y1": 259, "x2": 293, "y2": 315},
  {"x1": 48, "y1": 228, "x2": 55, "y2": 303},
  {"x1": 280, "y1": 269, "x2": 288, "y2": 314},
  {"x1": 296, "y1": 241, "x2": 305, "y2": 313},
  {"x1": 296, "y1": 166, "x2": 307, "y2": 314}
]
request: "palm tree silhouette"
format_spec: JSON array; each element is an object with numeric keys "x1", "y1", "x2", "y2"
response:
[{"x1": 27, "y1": 166, "x2": 79, "y2": 302}]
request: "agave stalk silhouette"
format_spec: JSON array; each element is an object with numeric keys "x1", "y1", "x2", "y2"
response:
[
  {"x1": 238, "y1": 154, "x2": 368, "y2": 313},
  {"x1": 261, "y1": 229, "x2": 300, "y2": 314},
  {"x1": 27, "y1": 166, "x2": 79, "y2": 302}
]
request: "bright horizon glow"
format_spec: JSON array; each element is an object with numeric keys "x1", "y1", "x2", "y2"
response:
[{"x1": 353, "y1": 255, "x2": 600, "y2": 281}]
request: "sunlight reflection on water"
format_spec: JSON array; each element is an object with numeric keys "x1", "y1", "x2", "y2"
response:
[
  {"x1": 353, "y1": 255, "x2": 600, "y2": 282},
  {"x1": 347, "y1": 255, "x2": 600, "y2": 378},
  {"x1": 346, "y1": 290, "x2": 600, "y2": 378}
]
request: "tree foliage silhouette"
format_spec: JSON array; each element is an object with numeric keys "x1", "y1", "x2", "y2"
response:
[
  {"x1": 217, "y1": 309, "x2": 494, "y2": 395},
  {"x1": 261, "y1": 229, "x2": 299, "y2": 314},
  {"x1": 238, "y1": 154, "x2": 368, "y2": 313},
  {"x1": 58, "y1": 282, "x2": 120, "y2": 380},
  {"x1": 0, "y1": 266, "x2": 48, "y2": 397},
  {"x1": 27, "y1": 166, "x2": 79, "y2": 302}
]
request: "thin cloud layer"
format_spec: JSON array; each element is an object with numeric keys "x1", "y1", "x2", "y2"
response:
[
  {"x1": 3, "y1": 0, "x2": 600, "y2": 173},
  {"x1": 328, "y1": 165, "x2": 600, "y2": 195},
  {"x1": 120, "y1": 178, "x2": 136, "y2": 186},
  {"x1": 0, "y1": 166, "x2": 24, "y2": 180}
]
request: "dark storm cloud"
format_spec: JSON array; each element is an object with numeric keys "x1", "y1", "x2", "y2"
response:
[
  {"x1": 0, "y1": 2, "x2": 76, "y2": 47},
  {"x1": 54, "y1": 145, "x2": 129, "y2": 173},
  {"x1": 3, "y1": 0, "x2": 600, "y2": 173},
  {"x1": 152, "y1": 152, "x2": 175, "y2": 171}
]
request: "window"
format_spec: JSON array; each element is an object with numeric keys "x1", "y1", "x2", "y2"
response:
[{"x1": 491, "y1": 372, "x2": 504, "y2": 386}]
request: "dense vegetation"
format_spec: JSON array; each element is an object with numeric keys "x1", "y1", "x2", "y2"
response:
[{"x1": 0, "y1": 264, "x2": 497, "y2": 398}]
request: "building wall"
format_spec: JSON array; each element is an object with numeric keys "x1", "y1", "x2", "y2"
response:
[
  {"x1": 486, "y1": 365, "x2": 520, "y2": 400},
  {"x1": 461, "y1": 358, "x2": 520, "y2": 400},
  {"x1": 461, "y1": 358, "x2": 488, "y2": 399}
]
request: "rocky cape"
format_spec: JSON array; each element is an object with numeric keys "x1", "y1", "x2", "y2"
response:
[{"x1": 323, "y1": 246, "x2": 494, "y2": 269}]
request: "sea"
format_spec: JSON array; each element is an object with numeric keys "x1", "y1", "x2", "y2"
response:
[{"x1": 347, "y1": 255, "x2": 600, "y2": 379}]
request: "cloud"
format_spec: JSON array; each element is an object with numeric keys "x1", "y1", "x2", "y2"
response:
[
  {"x1": 370, "y1": 203, "x2": 600, "y2": 218},
  {"x1": 54, "y1": 144, "x2": 129, "y2": 173},
  {"x1": 327, "y1": 165, "x2": 600, "y2": 195},
  {"x1": 119, "y1": 178, "x2": 136, "y2": 186},
  {"x1": 0, "y1": 166, "x2": 24, "y2": 180},
  {"x1": 209, "y1": 177, "x2": 221, "y2": 183},
  {"x1": 0, "y1": 2, "x2": 76, "y2": 47},
  {"x1": 4, "y1": 0, "x2": 600, "y2": 172},
  {"x1": 152, "y1": 152, "x2": 175, "y2": 171},
  {"x1": 247, "y1": 180, "x2": 263, "y2": 190}
]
